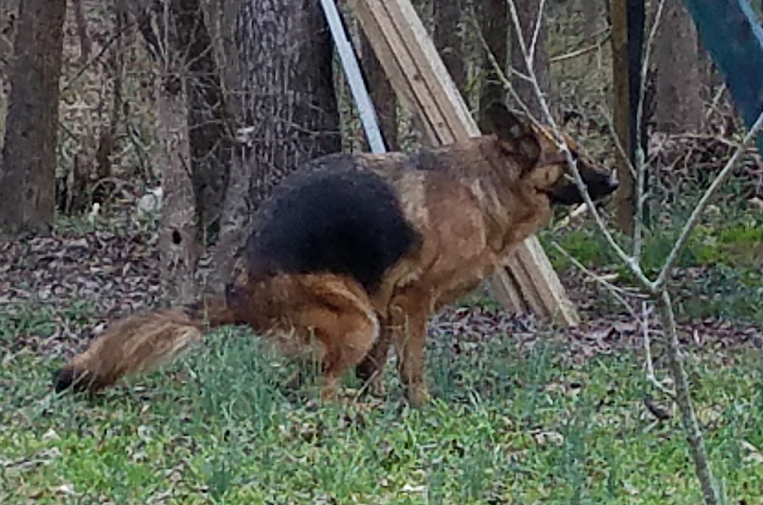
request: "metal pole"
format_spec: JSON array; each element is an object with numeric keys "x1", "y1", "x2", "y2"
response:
[{"x1": 320, "y1": 0, "x2": 387, "y2": 154}]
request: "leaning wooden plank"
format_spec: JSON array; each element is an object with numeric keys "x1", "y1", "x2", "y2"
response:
[
  {"x1": 379, "y1": 0, "x2": 476, "y2": 138},
  {"x1": 358, "y1": 0, "x2": 447, "y2": 143},
  {"x1": 347, "y1": 0, "x2": 580, "y2": 326}
]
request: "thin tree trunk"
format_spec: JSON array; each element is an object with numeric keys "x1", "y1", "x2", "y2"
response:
[
  {"x1": 0, "y1": 0, "x2": 67, "y2": 235},
  {"x1": 174, "y1": 0, "x2": 231, "y2": 242},
  {"x1": 150, "y1": 0, "x2": 202, "y2": 302},
  {"x1": 136, "y1": 0, "x2": 230, "y2": 297},
  {"x1": 361, "y1": 29, "x2": 398, "y2": 151},
  {"x1": 479, "y1": 0, "x2": 508, "y2": 114},
  {"x1": 157, "y1": 71, "x2": 200, "y2": 303},
  {"x1": 432, "y1": 0, "x2": 466, "y2": 97},
  {"x1": 213, "y1": 0, "x2": 341, "y2": 287}
]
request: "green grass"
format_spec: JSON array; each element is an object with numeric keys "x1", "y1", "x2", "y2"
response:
[{"x1": 2, "y1": 314, "x2": 762, "y2": 504}]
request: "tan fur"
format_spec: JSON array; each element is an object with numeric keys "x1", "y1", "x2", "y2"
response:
[
  {"x1": 57, "y1": 308, "x2": 207, "y2": 392},
  {"x1": 54, "y1": 106, "x2": 616, "y2": 405}
]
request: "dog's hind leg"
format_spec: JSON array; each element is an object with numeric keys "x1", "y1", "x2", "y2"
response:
[{"x1": 273, "y1": 275, "x2": 381, "y2": 402}]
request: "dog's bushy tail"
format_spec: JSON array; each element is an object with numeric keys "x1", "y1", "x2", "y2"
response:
[{"x1": 52, "y1": 297, "x2": 236, "y2": 394}]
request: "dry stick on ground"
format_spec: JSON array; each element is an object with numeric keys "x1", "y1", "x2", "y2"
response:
[{"x1": 498, "y1": 1, "x2": 763, "y2": 503}]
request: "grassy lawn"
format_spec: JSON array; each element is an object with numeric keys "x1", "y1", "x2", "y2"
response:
[
  {"x1": 2, "y1": 162, "x2": 763, "y2": 504},
  {"x1": 1, "y1": 315, "x2": 762, "y2": 504}
]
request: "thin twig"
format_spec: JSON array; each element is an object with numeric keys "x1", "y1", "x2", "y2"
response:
[
  {"x1": 705, "y1": 84, "x2": 727, "y2": 120},
  {"x1": 549, "y1": 32, "x2": 612, "y2": 64},
  {"x1": 633, "y1": 0, "x2": 666, "y2": 265},
  {"x1": 652, "y1": 108, "x2": 763, "y2": 290},
  {"x1": 528, "y1": 0, "x2": 546, "y2": 64}
]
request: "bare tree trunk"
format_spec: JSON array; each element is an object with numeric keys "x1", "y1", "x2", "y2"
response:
[
  {"x1": 150, "y1": 0, "x2": 202, "y2": 302},
  {"x1": 652, "y1": 0, "x2": 703, "y2": 133},
  {"x1": 138, "y1": 0, "x2": 231, "y2": 243},
  {"x1": 479, "y1": 0, "x2": 508, "y2": 114},
  {"x1": 0, "y1": 0, "x2": 18, "y2": 84},
  {"x1": 212, "y1": 0, "x2": 341, "y2": 287},
  {"x1": 432, "y1": 0, "x2": 466, "y2": 96},
  {"x1": 157, "y1": 72, "x2": 200, "y2": 303},
  {"x1": 510, "y1": 0, "x2": 550, "y2": 117},
  {"x1": 174, "y1": 0, "x2": 231, "y2": 242},
  {"x1": 361, "y1": 29, "x2": 398, "y2": 151},
  {"x1": 0, "y1": 0, "x2": 66, "y2": 235},
  {"x1": 135, "y1": 0, "x2": 231, "y2": 298}
]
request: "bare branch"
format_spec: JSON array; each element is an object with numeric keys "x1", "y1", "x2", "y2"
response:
[
  {"x1": 504, "y1": 0, "x2": 650, "y2": 287},
  {"x1": 528, "y1": 0, "x2": 546, "y2": 64}
]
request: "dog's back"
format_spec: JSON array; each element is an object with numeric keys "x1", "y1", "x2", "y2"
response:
[{"x1": 244, "y1": 168, "x2": 421, "y2": 295}]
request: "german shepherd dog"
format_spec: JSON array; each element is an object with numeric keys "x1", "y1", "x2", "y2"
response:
[{"x1": 52, "y1": 103, "x2": 618, "y2": 406}]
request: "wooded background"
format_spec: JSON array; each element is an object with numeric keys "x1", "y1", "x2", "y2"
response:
[{"x1": 0, "y1": 0, "x2": 749, "y2": 301}]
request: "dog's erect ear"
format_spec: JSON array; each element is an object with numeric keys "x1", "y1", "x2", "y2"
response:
[{"x1": 480, "y1": 101, "x2": 541, "y2": 167}]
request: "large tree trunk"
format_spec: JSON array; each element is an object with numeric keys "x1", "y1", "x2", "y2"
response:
[
  {"x1": 213, "y1": 0, "x2": 341, "y2": 287},
  {"x1": 0, "y1": 0, "x2": 67, "y2": 235},
  {"x1": 510, "y1": 0, "x2": 550, "y2": 118},
  {"x1": 652, "y1": 0, "x2": 703, "y2": 133}
]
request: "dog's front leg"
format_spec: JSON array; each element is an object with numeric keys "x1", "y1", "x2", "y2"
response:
[{"x1": 392, "y1": 301, "x2": 431, "y2": 407}]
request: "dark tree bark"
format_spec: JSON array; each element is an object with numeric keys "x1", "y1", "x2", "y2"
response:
[
  {"x1": 432, "y1": 0, "x2": 466, "y2": 97},
  {"x1": 172, "y1": 0, "x2": 231, "y2": 241},
  {"x1": 134, "y1": 0, "x2": 232, "y2": 298},
  {"x1": 0, "y1": 0, "x2": 67, "y2": 235},
  {"x1": 510, "y1": 0, "x2": 550, "y2": 117},
  {"x1": 479, "y1": 0, "x2": 508, "y2": 115},
  {"x1": 212, "y1": 0, "x2": 341, "y2": 286},
  {"x1": 137, "y1": 0, "x2": 231, "y2": 242}
]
